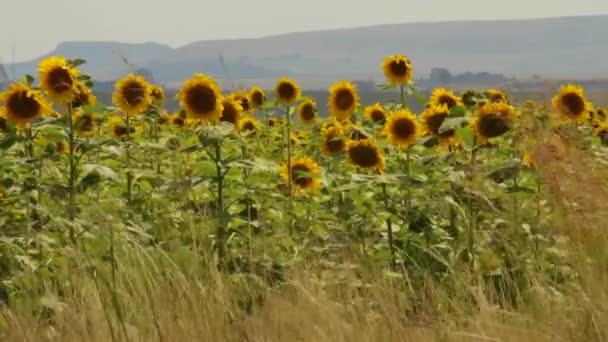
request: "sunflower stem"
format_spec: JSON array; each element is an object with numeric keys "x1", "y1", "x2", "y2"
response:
[
  {"x1": 65, "y1": 103, "x2": 78, "y2": 245},
  {"x1": 125, "y1": 114, "x2": 133, "y2": 209},
  {"x1": 285, "y1": 105, "x2": 292, "y2": 194},
  {"x1": 382, "y1": 182, "x2": 397, "y2": 270},
  {"x1": 399, "y1": 85, "x2": 406, "y2": 108},
  {"x1": 214, "y1": 140, "x2": 226, "y2": 267},
  {"x1": 467, "y1": 137, "x2": 478, "y2": 272}
]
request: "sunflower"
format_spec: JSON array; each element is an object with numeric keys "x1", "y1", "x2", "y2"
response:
[
  {"x1": 485, "y1": 89, "x2": 509, "y2": 104},
  {"x1": 56, "y1": 141, "x2": 69, "y2": 155},
  {"x1": 328, "y1": 80, "x2": 360, "y2": 121},
  {"x1": 113, "y1": 74, "x2": 152, "y2": 116},
  {"x1": 460, "y1": 90, "x2": 479, "y2": 107},
  {"x1": 73, "y1": 111, "x2": 96, "y2": 135},
  {"x1": 275, "y1": 77, "x2": 300, "y2": 105},
  {"x1": 249, "y1": 86, "x2": 266, "y2": 110},
  {"x1": 364, "y1": 103, "x2": 387, "y2": 124},
  {"x1": 267, "y1": 117, "x2": 284, "y2": 127},
  {"x1": 280, "y1": 158, "x2": 322, "y2": 193},
  {"x1": 158, "y1": 113, "x2": 171, "y2": 125},
  {"x1": 320, "y1": 124, "x2": 347, "y2": 157},
  {"x1": 346, "y1": 139, "x2": 385, "y2": 173},
  {"x1": 0, "y1": 116, "x2": 7, "y2": 132},
  {"x1": 171, "y1": 114, "x2": 187, "y2": 128},
  {"x1": 471, "y1": 102, "x2": 515, "y2": 141},
  {"x1": 149, "y1": 85, "x2": 165, "y2": 105},
  {"x1": 551, "y1": 84, "x2": 589, "y2": 123},
  {"x1": 38, "y1": 56, "x2": 79, "y2": 103},
  {"x1": 522, "y1": 152, "x2": 536, "y2": 168},
  {"x1": 420, "y1": 104, "x2": 458, "y2": 145},
  {"x1": 382, "y1": 55, "x2": 413, "y2": 85},
  {"x1": 232, "y1": 91, "x2": 251, "y2": 113},
  {"x1": 298, "y1": 99, "x2": 318, "y2": 124},
  {"x1": 594, "y1": 123, "x2": 608, "y2": 145},
  {"x1": 108, "y1": 115, "x2": 137, "y2": 139},
  {"x1": 382, "y1": 109, "x2": 422, "y2": 148},
  {"x1": 177, "y1": 74, "x2": 223, "y2": 122},
  {"x1": 71, "y1": 82, "x2": 97, "y2": 109},
  {"x1": 220, "y1": 97, "x2": 244, "y2": 127},
  {"x1": 430, "y1": 88, "x2": 461, "y2": 110},
  {"x1": 239, "y1": 117, "x2": 260, "y2": 135},
  {"x1": 0, "y1": 82, "x2": 52, "y2": 126},
  {"x1": 595, "y1": 108, "x2": 607, "y2": 122}
]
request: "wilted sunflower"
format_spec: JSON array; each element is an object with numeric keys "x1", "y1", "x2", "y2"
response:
[
  {"x1": 280, "y1": 158, "x2": 322, "y2": 193},
  {"x1": 328, "y1": 80, "x2": 360, "y2": 121},
  {"x1": 382, "y1": 55, "x2": 413, "y2": 85},
  {"x1": 177, "y1": 74, "x2": 223, "y2": 122},
  {"x1": 364, "y1": 103, "x2": 387, "y2": 124},
  {"x1": 149, "y1": 85, "x2": 165, "y2": 105},
  {"x1": 382, "y1": 109, "x2": 422, "y2": 148},
  {"x1": 113, "y1": 74, "x2": 152, "y2": 116},
  {"x1": 430, "y1": 88, "x2": 461, "y2": 110},
  {"x1": 471, "y1": 102, "x2": 515, "y2": 141},
  {"x1": 346, "y1": 139, "x2": 385, "y2": 173},
  {"x1": 220, "y1": 97, "x2": 244, "y2": 127},
  {"x1": 73, "y1": 111, "x2": 96, "y2": 135},
  {"x1": 38, "y1": 56, "x2": 79, "y2": 103},
  {"x1": 108, "y1": 115, "x2": 137, "y2": 139},
  {"x1": 420, "y1": 104, "x2": 458, "y2": 145},
  {"x1": 275, "y1": 77, "x2": 300, "y2": 105},
  {"x1": 552, "y1": 84, "x2": 589, "y2": 123},
  {"x1": 249, "y1": 86, "x2": 266, "y2": 110},
  {"x1": 485, "y1": 89, "x2": 509, "y2": 104},
  {"x1": 0, "y1": 82, "x2": 52, "y2": 126},
  {"x1": 298, "y1": 99, "x2": 318, "y2": 124},
  {"x1": 239, "y1": 117, "x2": 260, "y2": 135},
  {"x1": 320, "y1": 124, "x2": 347, "y2": 157},
  {"x1": 71, "y1": 82, "x2": 97, "y2": 109}
]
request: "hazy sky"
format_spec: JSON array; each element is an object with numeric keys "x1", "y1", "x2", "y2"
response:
[{"x1": 2, "y1": 0, "x2": 607, "y2": 62}]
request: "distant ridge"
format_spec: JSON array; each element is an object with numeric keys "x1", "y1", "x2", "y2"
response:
[{"x1": 6, "y1": 15, "x2": 608, "y2": 88}]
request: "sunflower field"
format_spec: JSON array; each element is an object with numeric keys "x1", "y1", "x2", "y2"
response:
[{"x1": 1, "y1": 55, "x2": 608, "y2": 341}]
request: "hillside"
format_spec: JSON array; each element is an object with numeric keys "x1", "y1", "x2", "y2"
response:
[{"x1": 4, "y1": 15, "x2": 608, "y2": 87}]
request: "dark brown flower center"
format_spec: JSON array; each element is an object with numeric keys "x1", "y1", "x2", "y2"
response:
[
  {"x1": 479, "y1": 114, "x2": 512, "y2": 138},
  {"x1": 290, "y1": 164, "x2": 313, "y2": 187},
  {"x1": 7, "y1": 91, "x2": 41, "y2": 119},
  {"x1": 277, "y1": 82, "x2": 296, "y2": 101},
  {"x1": 48, "y1": 67, "x2": 73, "y2": 94},
  {"x1": 391, "y1": 118, "x2": 416, "y2": 139},
  {"x1": 76, "y1": 114, "x2": 95, "y2": 132},
  {"x1": 173, "y1": 117, "x2": 185, "y2": 126},
  {"x1": 251, "y1": 91, "x2": 265, "y2": 107},
  {"x1": 426, "y1": 113, "x2": 448, "y2": 135},
  {"x1": 349, "y1": 144, "x2": 380, "y2": 168},
  {"x1": 300, "y1": 103, "x2": 315, "y2": 121},
  {"x1": 389, "y1": 59, "x2": 408, "y2": 77},
  {"x1": 122, "y1": 81, "x2": 146, "y2": 107},
  {"x1": 335, "y1": 89, "x2": 355, "y2": 111},
  {"x1": 185, "y1": 85, "x2": 217, "y2": 114},
  {"x1": 561, "y1": 93, "x2": 585, "y2": 116},
  {"x1": 490, "y1": 93, "x2": 505, "y2": 103},
  {"x1": 324, "y1": 134, "x2": 345, "y2": 154},
  {"x1": 220, "y1": 102, "x2": 239, "y2": 125},
  {"x1": 242, "y1": 121, "x2": 256, "y2": 131},
  {"x1": 236, "y1": 96, "x2": 250, "y2": 112},
  {"x1": 151, "y1": 88, "x2": 163, "y2": 101},
  {"x1": 370, "y1": 109, "x2": 385, "y2": 123},
  {"x1": 439, "y1": 95, "x2": 457, "y2": 109}
]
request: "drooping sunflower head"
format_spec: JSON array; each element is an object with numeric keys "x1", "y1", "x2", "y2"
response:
[
  {"x1": 382, "y1": 109, "x2": 422, "y2": 148},
  {"x1": 73, "y1": 111, "x2": 96, "y2": 135},
  {"x1": 430, "y1": 88, "x2": 461, "y2": 110},
  {"x1": 0, "y1": 82, "x2": 52, "y2": 126},
  {"x1": 382, "y1": 55, "x2": 413, "y2": 85},
  {"x1": 177, "y1": 73, "x2": 223, "y2": 122},
  {"x1": 346, "y1": 138, "x2": 385, "y2": 173},
  {"x1": 38, "y1": 56, "x2": 79, "y2": 103},
  {"x1": 298, "y1": 99, "x2": 318, "y2": 125},
  {"x1": 421, "y1": 104, "x2": 458, "y2": 145},
  {"x1": 149, "y1": 85, "x2": 165, "y2": 105},
  {"x1": 275, "y1": 77, "x2": 301, "y2": 105},
  {"x1": 113, "y1": 74, "x2": 152, "y2": 116},
  {"x1": 220, "y1": 96, "x2": 244, "y2": 127},
  {"x1": 280, "y1": 157, "x2": 322, "y2": 194},
  {"x1": 328, "y1": 80, "x2": 360, "y2": 121},
  {"x1": 485, "y1": 89, "x2": 509, "y2": 104},
  {"x1": 552, "y1": 84, "x2": 589, "y2": 122},
  {"x1": 364, "y1": 103, "x2": 387, "y2": 124},
  {"x1": 71, "y1": 82, "x2": 97, "y2": 109},
  {"x1": 238, "y1": 117, "x2": 260, "y2": 136},
  {"x1": 320, "y1": 124, "x2": 347, "y2": 157},
  {"x1": 471, "y1": 102, "x2": 515, "y2": 141},
  {"x1": 249, "y1": 86, "x2": 266, "y2": 110}
]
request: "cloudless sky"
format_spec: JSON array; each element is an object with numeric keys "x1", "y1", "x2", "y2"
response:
[{"x1": 2, "y1": 0, "x2": 607, "y2": 62}]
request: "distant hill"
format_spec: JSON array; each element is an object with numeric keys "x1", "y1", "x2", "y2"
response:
[{"x1": 4, "y1": 15, "x2": 608, "y2": 88}]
